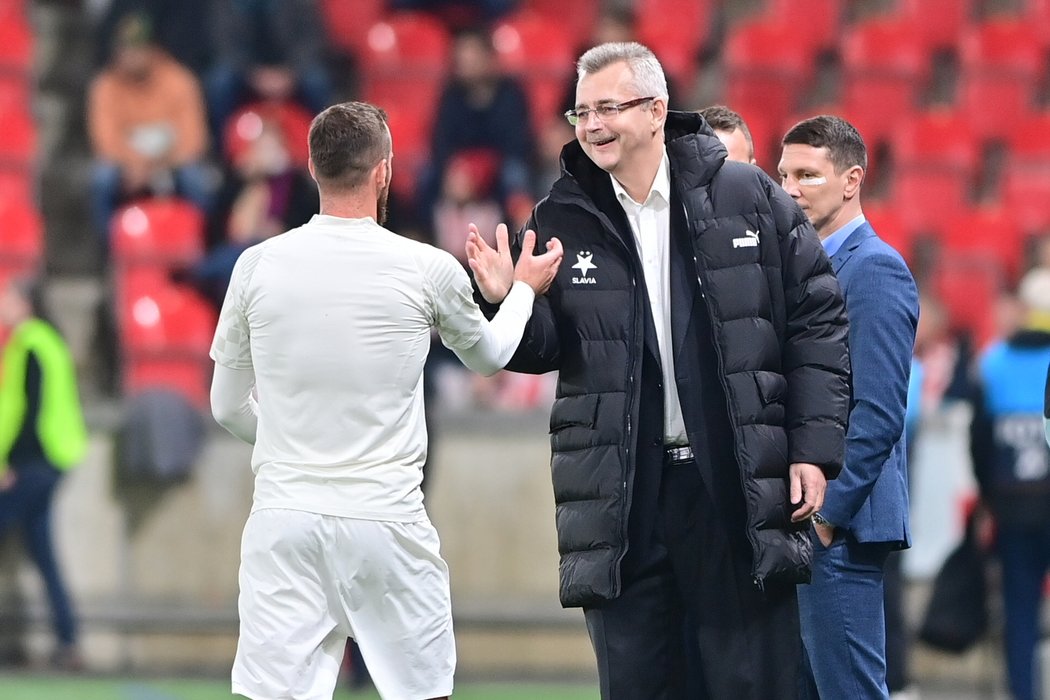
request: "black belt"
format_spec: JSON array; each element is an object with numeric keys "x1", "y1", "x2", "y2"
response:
[{"x1": 664, "y1": 444, "x2": 694, "y2": 465}]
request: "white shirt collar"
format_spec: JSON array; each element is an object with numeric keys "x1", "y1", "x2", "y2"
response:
[{"x1": 610, "y1": 151, "x2": 671, "y2": 207}]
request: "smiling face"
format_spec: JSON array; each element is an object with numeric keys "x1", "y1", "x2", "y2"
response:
[
  {"x1": 778, "y1": 143, "x2": 863, "y2": 239},
  {"x1": 574, "y1": 60, "x2": 665, "y2": 180}
]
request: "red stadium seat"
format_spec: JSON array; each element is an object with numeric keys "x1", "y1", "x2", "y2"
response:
[
  {"x1": 523, "y1": 0, "x2": 598, "y2": 46},
  {"x1": 360, "y1": 13, "x2": 450, "y2": 118},
  {"x1": 359, "y1": 13, "x2": 450, "y2": 74},
  {"x1": 941, "y1": 204, "x2": 1025, "y2": 277},
  {"x1": 492, "y1": 12, "x2": 575, "y2": 132},
  {"x1": 111, "y1": 198, "x2": 205, "y2": 267},
  {"x1": 124, "y1": 357, "x2": 211, "y2": 409},
  {"x1": 958, "y1": 18, "x2": 1043, "y2": 139},
  {"x1": 320, "y1": 0, "x2": 386, "y2": 54},
  {"x1": 0, "y1": 106, "x2": 35, "y2": 169},
  {"x1": 897, "y1": 0, "x2": 975, "y2": 51},
  {"x1": 1000, "y1": 112, "x2": 1050, "y2": 233},
  {"x1": 383, "y1": 103, "x2": 432, "y2": 201},
  {"x1": 636, "y1": 0, "x2": 713, "y2": 89},
  {"x1": 0, "y1": 6, "x2": 31, "y2": 73},
  {"x1": 840, "y1": 18, "x2": 929, "y2": 143},
  {"x1": 764, "y1": 0, "x2": 843, "y2": 54},
  {"x1": 930, "y1": 252, "x2": 1004, "y2": 349},
  {"x1": 1026, "y1": 0, "x2": 1050, "y2": 48},
  {"x1": 863, "y1": 200, "x2": 916, "y2": 264},
  {"x1": 117, "y1": 273, "x2": 216, "y2": 355},
  {"x1": 223, "y1": 100, "x2": 313, "y2": 169},
  {"x1": 0, "y1": 194, "x2": 43, "y2": 264},
  {"x1": 891, "y1": 109, "x2": 979, "y2": 235},
  {"x1": 724, "y1": 19, "x2": 813, "y2": 132}
]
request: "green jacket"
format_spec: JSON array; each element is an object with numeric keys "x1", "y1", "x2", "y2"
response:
[{"x1": 0, "y1": 318, "x2": 87, "y2": 472}]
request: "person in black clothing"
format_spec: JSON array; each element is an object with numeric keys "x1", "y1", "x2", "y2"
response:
[
  {"x1": 467, "y1": 42, "x2": 850, "y2": 699},
  {"x1": 417, "y1": 28, "x2": 534, "y2": 227}
]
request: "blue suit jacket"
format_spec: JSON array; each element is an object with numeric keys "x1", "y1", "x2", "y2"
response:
[{"x1": 821, "y1": 222, "x2": 919, "y2": 547}]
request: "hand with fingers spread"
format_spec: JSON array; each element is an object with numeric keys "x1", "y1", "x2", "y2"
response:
[
  {"x1": 789, "y1": 461, "x2": 827, "y2": 524},
  {"x1": 512, "y1": 230, "x2": 563, "y2": 295},
  {"x1": 466, "y1": 222, "x2": 515, "y2": 303}
]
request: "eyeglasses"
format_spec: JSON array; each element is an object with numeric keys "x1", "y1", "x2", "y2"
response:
[{"x1": 564, "y1": 96, "x2": 657, "y2": 126}]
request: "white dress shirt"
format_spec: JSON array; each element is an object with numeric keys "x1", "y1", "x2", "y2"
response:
[{"x1": 611, "y1": 153, "x2": 688, "y2": 445}]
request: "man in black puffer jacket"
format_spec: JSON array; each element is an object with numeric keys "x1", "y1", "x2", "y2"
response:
[{"x1": 467, "y1": 42, "x2": 850, "y2": 699}]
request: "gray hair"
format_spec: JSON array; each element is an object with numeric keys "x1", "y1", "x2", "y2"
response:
[{"x1": 576, "y1": 42, "x2": 668, "y2": 101}]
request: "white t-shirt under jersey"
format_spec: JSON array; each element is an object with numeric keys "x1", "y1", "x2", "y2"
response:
[{"x1": 210, "y1": 214, "x2": 534, "y2": 522}]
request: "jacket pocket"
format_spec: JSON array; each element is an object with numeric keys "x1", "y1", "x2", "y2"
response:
[
  {"x1": 549, "y1": 394, "x2": 600, "y2": 434},
  {"x1": 753, "y1": 371, "x2": 787, "y2": 406}
]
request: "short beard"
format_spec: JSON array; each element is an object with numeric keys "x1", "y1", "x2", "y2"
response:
[{"x1": 376, "y1": 184, "x2": 390, "y2": 226}]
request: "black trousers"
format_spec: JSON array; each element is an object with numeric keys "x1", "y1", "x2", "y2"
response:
[{"x1": 583, "y1": 455, "x2": 801, "y2": 700}]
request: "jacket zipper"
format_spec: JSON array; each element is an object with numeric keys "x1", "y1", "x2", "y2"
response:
[{"x1": 680, "y1": 198, "x2": 766, "y2": 592}]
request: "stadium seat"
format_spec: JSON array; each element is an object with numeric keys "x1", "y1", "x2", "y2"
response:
[
  {"x1": 0, "y1": 106, "x2": 35, "y2": 169},
  {"x1": 492, "y1": 12, "x2": 575, "y2": 132},
  {"x1": 523, "y1": 0, "x2": 598, "y2": 46},
  {"x1": 1000, "y1": 112, "x2": 1050, "y2": 234},
  {"x1": 117, "y1": 273, "x2": 216, "y2": 356},
  {"x1": 319, "y1": 0, "x2": 386, "y2": 54},
  {"x1": 863, "y1": 201, "x2": 916, "y2": 264},
  {"x1": 359, "y1": 12, "x2": 450, "y2": 74},
  {"x1": 123, "y1": 357, "x2": 211, "y2": 409},
  {"x1": 1026, "y1": 0, "x2": 1050, "y2": 48},
  {"x1": 764, "y1": 0, "x2": 843, "y2": 55},
  {"x1": 930, "y1": 252, "x2": 1003, "y2": 350},
  {"x1": 0, "y1": 5, "x2": 31, "y2": 73},
  {"x1": 383, "y1": 103, "x2": 432, "y2": 201},
  {"x1": 359, "y1": 13, "x2": 450, "y2": 118},
  {"x1": 111, "y1": 198, "x2": 205, "y2": 267},
  {"x1": 724, "y1": 19, "x2": 813, "y2": 132},
  {"x1": 958, "y1": 18, "x2": 1043, "y2": 139},
  {"x1": 223, "y1": 100, "x2": 313, "y2": 168},
  {"x1": 896, "y1": 0, "x2": 975, "y2": 51},
  {"x1": 840, "y1": 18, "x2": 929, "y2": 143},
  {"x1": 891, "y1": 109, "x2": 979, "y2": 235},
  {"x1": 636, "y1": 0, "x2": 712, "y2": 89},
  {"x1": 940, "y1": 204, "x2": 1025, "y2": 278},
  {"x1": 0, "y1": 194, "x2": 43, "y2": 264}
]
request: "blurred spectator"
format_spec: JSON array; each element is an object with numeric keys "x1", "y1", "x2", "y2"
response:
[
  {"x1": 93, "y1": 0, "x2": 214, "y2": 75},
  {"x1": 432, "y1": 149, "x2": 503, "y2": 264},
  {"x1": 418, "y1": 28, "x2": 534, "y2": 228},
  {"x1": 697, "y1": 105, "x2": 756, "y2": 165},
  {"x1": 390, "y1": 0, "x2": 519, "y2": 27},
  {"x1": 970, "y1": 267, "x2": 1050, "y2": 700},
  {"x1": 189, "y1": 114, "x2": 317, "y2": 310},
  {"x1": 0, "y1": 277, "x2": 88, "y2": 671},
  {"x1": 88, "y1": 13, "x2": 215, "y2": 252},
  {"x1": 205, "y1": 0, "x2": 333, "y2": 147}
]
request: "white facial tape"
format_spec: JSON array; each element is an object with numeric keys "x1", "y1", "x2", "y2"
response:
[{"x1": 798, "y1": 176, "x2": 827, "y2": 186}]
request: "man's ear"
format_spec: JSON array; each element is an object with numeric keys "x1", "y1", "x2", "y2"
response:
[
  {"x1": 651, "y1": 97, "x2": 668, "y2": 133},
  {"x1": 844, "y1": 164, "x2": 865, "y2": 199},
  {"x1": 307, "y1": 157, "x2": 317, "y2": 182},
  {"x1": 374, "y1": 158, "x2": 389, "y2": 191}
]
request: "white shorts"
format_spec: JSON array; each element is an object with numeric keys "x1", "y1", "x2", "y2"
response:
[{"x1": 231, "y1": 508, "x2": 455, "y2": 700}]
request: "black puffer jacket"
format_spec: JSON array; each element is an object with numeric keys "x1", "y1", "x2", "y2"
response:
[{"x1": 505, "y1": 111, "x2": 850, "y2": 608}]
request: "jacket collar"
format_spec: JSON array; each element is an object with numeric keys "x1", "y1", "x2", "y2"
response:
[
  {"x1": 830, "y1": 220, "x2": 876, "y2": 274},
  {"x1": 552, "y1": 110, "x2": 727, "y2": 204}
]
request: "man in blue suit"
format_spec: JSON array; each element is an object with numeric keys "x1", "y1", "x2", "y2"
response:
[{"x1": 779, "y1": 115, "x2": 919, "y2": 699}]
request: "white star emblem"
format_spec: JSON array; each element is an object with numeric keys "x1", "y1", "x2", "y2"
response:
[{"x1": 572, "y1": 252, "x2": 597, "y2": 277}]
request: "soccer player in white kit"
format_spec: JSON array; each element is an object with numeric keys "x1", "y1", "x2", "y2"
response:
[{"x1": 209, "y1": 101, "x2": 563, "y2": 700}]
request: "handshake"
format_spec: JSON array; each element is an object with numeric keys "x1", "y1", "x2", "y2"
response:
[{"x1": 466, "y1": 223, "x2": 564, "y2": 303}]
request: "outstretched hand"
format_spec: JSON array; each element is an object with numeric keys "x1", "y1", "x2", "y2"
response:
[
  {"x1": 513, "y1": 230, "x2": 563, "y2": 295},
  {"x1": 466, "y1": 224, "x2": 564, "y2": 301},
  {"x1": 466, "y1": 223, "x2": 514, "y2": 304}
]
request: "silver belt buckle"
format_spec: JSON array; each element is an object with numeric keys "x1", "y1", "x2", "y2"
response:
[{"x1": 665, "y1": 445, "x2": 693, "y2": 463}]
